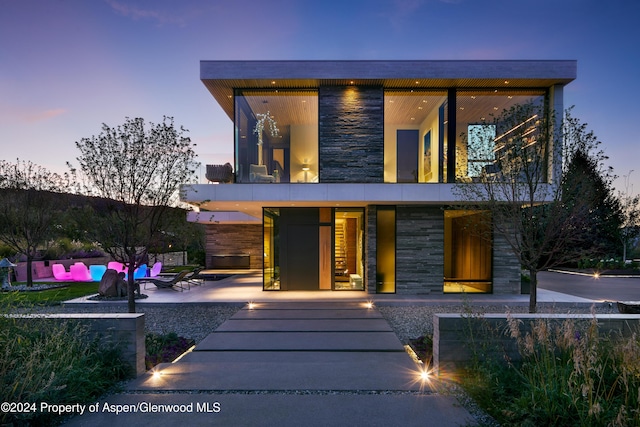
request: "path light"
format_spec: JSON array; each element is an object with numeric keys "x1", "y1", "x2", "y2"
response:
[
  {"x1": 364, "y1": 300, "x2": 374, "y2": 309},
  {"x1": 248, "y1": 302, "x2": 256, "y2": 310},
  {"x1": 152, "y1": 370, "x2": 162, "y2": 380},
  {"x1": 594, "y1": 272, "x2": 601, "y2": 279}
]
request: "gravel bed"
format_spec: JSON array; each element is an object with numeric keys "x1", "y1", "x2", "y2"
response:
[
  {"x1": 378, "y1": 301, "x2": 617, "y2": 343},
  {"x1": 18, "y1": 303, "x2": 242, "y2": 343}
]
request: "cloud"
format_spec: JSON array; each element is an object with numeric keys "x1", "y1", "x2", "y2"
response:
[
  {"x1": 0, "y1": 106, "x2": 67, "y2": 124},
  {"x1": 105, "y1": 0, "x2": 190, "y2": 26}
]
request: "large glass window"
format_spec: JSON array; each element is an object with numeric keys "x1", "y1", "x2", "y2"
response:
[
  {"x1": 263, "y1": 208, "x2": 280, "y2": 290},
  {"x1": 444, "y1": 210, "x2": 492, "y2": 293},
  {"x1": 376, "y1": 206, "x2": 396, "y2": 293},
  {"x1": 334, "y1": 208, "x2": 365, "y2": 290},
  {"x1": 455, "y1": 90, "x2": 547, "y2": 182},
  {"x1": 235, "y1": 90, "x2": 318, "y2": 183},
  {"x1": 384, "y1": 91, "x2": 448, "y2": 183}
]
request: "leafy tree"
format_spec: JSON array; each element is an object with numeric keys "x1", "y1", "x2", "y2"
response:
[
  {"x1": 69, "y1": 117, "x2": 198, "y2": 312},
  {"x1": 0, "y1": 160, "x2": 72, "y2": 286},
  {"x1": 617, "y1": 171, "x2": 640, "y2": 263},
  {"x1": 561, "y1": 148, "x2": 622, "y2": 259},
  {"x1": 454, "y1": 104, "x2": 612, "y2": 312}
]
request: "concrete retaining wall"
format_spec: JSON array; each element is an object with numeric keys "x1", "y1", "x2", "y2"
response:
[
  {"x1": 433, "y1": 313, "x2": 640, "y2": 375},
  {"x1": 8, "y1": 313, "x2": 145, "y2": 377}
]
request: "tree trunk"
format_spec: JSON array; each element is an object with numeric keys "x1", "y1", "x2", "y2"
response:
[
  {"x1": 529, "y1": 268, "x2": 538, "y2": 313},
  {"x1": 26, "y1": 255, "x2": 34, "y2": 287},
  {"x1": 127, "y1": 256, "x2": 136, "y2": 313}
]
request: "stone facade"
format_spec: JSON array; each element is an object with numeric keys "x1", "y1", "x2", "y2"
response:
[
  {"x1": 492, "y1": 226, "x2": 522, "y2": 294},
  {"x1": 319, "y1": 86, "x2": 384, "y2": 183},
  {"x1": 205, "y1": 224, "x2": 262, "y2": 270},
  {"x1": 395, "y1": 206, "x2": 445, "y2": 294}
]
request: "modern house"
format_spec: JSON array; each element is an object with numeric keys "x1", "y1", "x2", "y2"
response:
[{"x1": 181, "y1": 60, "x2": 576, "y2": 294}]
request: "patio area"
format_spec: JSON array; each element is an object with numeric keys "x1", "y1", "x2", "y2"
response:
[{"x1": 63, "y1": 269, "x2": 597, "y2": 306}]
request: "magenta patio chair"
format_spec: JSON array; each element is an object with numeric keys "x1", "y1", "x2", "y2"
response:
[
  {"x1": 52, "y1": 263, "x2": 73, "y2": 281},
  {"x1": 108, "y1": 261, "x2": 125, "y2": 273},
  {"x1": 70, "y1": 263, "x2": 92, "y2": 281}
]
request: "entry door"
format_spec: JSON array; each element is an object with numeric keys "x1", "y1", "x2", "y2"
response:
[{"x1": 280, "y1": 208, "x2": 319, "y2": 290}]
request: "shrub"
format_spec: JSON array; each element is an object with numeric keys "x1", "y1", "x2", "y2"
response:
[
  {"x1": 460, "y1": 314, "x2": 640, "y2": 426},
  {"x1": 0, "y1": 296, "x2": 131, "y2": 425},
  {"x1": 145, "y1": 332, "x2": 195, "y2": 369}
]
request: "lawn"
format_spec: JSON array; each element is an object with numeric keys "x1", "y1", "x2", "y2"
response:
[{"x1": 0, "y1": 281, "x2": 99, "y2": 305}]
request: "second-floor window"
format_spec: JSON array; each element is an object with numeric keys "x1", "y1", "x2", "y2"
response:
[{"x1": 235, "y1": 90, "x2": 318, "y2": 183}]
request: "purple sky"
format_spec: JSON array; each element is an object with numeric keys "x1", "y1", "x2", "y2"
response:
[{"x1": 1, "y1": 0, "x2": 639, "y2": 193}]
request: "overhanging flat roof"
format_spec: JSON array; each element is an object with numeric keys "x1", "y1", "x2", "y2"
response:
[{"x1": 200, "y1": 60, "x2": 577, "y2": 120}]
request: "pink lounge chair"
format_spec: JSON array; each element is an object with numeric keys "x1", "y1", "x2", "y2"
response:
[
  {"x1": 70, "y1": 263, "x2": 92, "y2": 281},
  {"x1": 52, "y1": 263, "x2": 73, "y2": 281},
  {"x1": 108, "y1": 261, "x2": 125, "y2": 273}
]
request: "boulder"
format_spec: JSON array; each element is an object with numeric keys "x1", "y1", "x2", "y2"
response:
[{"x1": 99, "y1": 269, "x2": 127, "y2": 297}]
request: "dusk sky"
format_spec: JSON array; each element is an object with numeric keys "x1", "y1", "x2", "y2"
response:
[{"x1": 1, "y1": 0, "x2": 639, "y2": 193}]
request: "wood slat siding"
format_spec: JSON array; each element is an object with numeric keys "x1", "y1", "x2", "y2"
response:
[{"x1": 205, "y1": 224, "x2": 262, "y2": 270}]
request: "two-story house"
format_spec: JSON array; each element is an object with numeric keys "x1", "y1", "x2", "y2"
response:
[{"x1": 181, "y1": 60, "x2": 576, "y2": 294}]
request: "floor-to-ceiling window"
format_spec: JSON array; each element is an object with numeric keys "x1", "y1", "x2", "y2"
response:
[
  {"x1": 376, "y1": 206, "x2": 396, "y2": 293},
  {"x1": 235, "y1": 90, "x2": 318, "y2": 183},
  {"x1": 334, "y1": 208, "x2": 364, "y2": 290},
  {"x1": 444, "y1": 210, "x2": 492, "y2": 293},
  {"x1": 454, "y1": 90, "x2": 547, "y2": 182},
  {"x1": 263, "y1": 208, "x2": 280, "y2": 290},
  {"x1": 384, "y1": 90, "x2": 448, "y2": 183}
]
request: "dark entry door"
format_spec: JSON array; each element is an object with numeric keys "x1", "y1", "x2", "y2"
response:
[{"x1": 280, "y1": 209, "x2": 319, "y2": 290}]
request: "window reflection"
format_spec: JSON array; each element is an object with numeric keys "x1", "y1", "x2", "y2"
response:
[
  {"x1": 235, "y1": 90, "x2": 318, "y2": 183},
  {"x1": 455, "y1": 90, "x2": 547, "y2": 182}
]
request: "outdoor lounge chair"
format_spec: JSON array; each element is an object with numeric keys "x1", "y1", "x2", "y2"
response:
[
  {"x1": 70, "y1": 263, "x2": 92, "y2": 281},
  {"x1": 137, "y1": 270, "x2": 190, "y2": 292},
  {"x1": 52, "y1": 263, "x2": 73, "y2": 281},
  {"x1": 149, "y1": 262, "x2": 162, "y2": 277},
  {"x1": 184, "y1": 267, "x2": 205, "y2": 286}
]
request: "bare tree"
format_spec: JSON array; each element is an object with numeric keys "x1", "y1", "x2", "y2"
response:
[
  {"x1": 0, "y1": 160, "x2": 72, "y2": 286},
  {"x1": 69, "y1": 117, "x2": 198, "y2": 312},
  {"x1": 454, "y1": 104, "x2": 612, "y2": 312}
]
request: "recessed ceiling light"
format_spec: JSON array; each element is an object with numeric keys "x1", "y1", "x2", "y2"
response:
[
  {"x1": 271, "y1": 81, "x2": 276, "y2": 84},
  {"x1": 415, "y1": 81, "x2": 420, "y2": 84},
  {"x1": 504, "y1": 80, "x2": 509, "y2": 84}
]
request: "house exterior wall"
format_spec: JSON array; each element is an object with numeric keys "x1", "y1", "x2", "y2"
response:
[
  {"x1": 204, "y1": 224, "x2": 262, "y2": 270},
  {"x1": 492, "y1": 223, "x2": 522, "y2": 294},
  {"x1": 319, "y1": 86, "x2": 384, "y2": 183},
  {"x1": 191, "y1": 60, "x2": 577, "y2": 295},
  {"x1": 396, "y1": 206, "x2": 445, "y2": 294}
]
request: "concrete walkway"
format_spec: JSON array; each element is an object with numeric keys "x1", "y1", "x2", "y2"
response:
[{"x1": 64, "y1": 302, "x2": 476, "y2": 426}]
